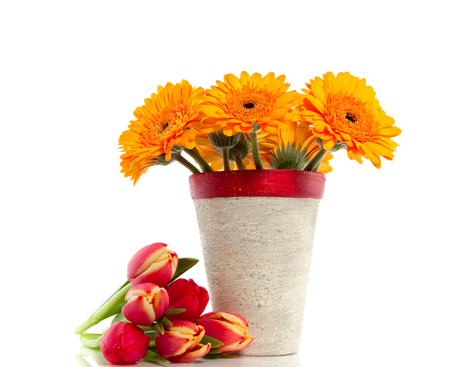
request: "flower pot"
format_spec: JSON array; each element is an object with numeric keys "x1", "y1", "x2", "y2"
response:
[{"x1": 189, "y1": 169, "x2": 325, "y2": 356}]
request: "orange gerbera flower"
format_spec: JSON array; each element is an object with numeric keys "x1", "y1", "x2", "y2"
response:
[
  {"x1": 268, "y1": 121, "x2": 333, "y2": 174},
  {"x1": 119, "y1": 80, "x2": 204, "y2": 184},
  {"x1": 199, "y1": 71, "x2": 301, "y2": 136},
  {"x1": 299, "y1": 72, "x2": 401, "y2": 168}
]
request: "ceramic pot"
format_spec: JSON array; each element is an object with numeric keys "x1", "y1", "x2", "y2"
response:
[{"x1": 189, "y1": 169, "x2": 325, "y2": 356}]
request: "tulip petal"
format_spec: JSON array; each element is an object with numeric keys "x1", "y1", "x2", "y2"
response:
[
  {"x1": 169, "y1": 343, "x2": 211, "y2": 363},
  {"x1": 155, "y1": 331, "x2": 192, "y2": 359},
  {"x1": 197, "y1": 319, "x2": 244, "y2": 346},
  {"x1": 131, "y1": 257, "x2": 175, "y2": 287},
  {"x1": 166, "y1": 278, "x2": 188, "y2": 304},
  {"x1": 122, "y1": 296, "x2": 156, "y2": 326},
  {"x1": 153, "y1": 288, "x2": 170, "y2": 320},
  {"x1": 127, "y1": 243, "x2": 168, "y2": 280},
  {"x1": 100, "y1": 322, "x2": 150, "y2": 365},
  {"x1": 122, "y1": 333, "x2": 151, "y2": 363},
  {"x1": 125, "y1": 282, "x2": 159, "y2": 301}
]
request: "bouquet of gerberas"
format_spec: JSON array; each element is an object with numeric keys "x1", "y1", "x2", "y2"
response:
[
  {"x1": 75, "y1": 243, "x2": 252, "y2": 364},
  {"x1": 118, "y1": 71, "x2": 401, "y2": 183}
]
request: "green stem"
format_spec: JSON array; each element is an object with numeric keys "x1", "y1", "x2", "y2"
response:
[
  {"x1": 183, "y1": 148, "x2": 214, "y2": 172},
  {"x1": 304, "y1": 147, "x2": 328, "y2": 172},
  {"x1": 222, "y1": 148, "x2": 231, "y2": 171},
  {"x1": 249, "y1": 131, "x2": 264, "y2": 170},
  {"x1": 174, "y1": 154, "x2": 201, "y2": 174},
  {"x1": 234, "y1": 153, "x2": 247, "y2": 170},
  {"x1": 75, "y1": 283, "x2": 132, "y2": 335}
]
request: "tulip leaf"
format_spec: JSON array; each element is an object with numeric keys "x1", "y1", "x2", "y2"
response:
[
  {"x1": 202, "y1": 353, "x2": 236, "y2": 359},
  {"x1": 200, "y1": 335, "x2": 224, "y2": 349},
  {"x1": 98, "y1": 280, "x2": 130, "y2": 310},
  {"x1": 80, "y1": 333, "x2": 103, "y2": 349},
  {"x1": 159, "y1": 317, "x2": 173, "y2": 327},
  {"x1": 110, "y1": 311, "x2": 128, "y2": 325},
  {"x1": 207, "y1": 349, "x2": 223, "y2": 355},
  {"x1": 169, "y1": 258, "x2": 199, "y2": 283},
  {"x1": 150, "y1": 322, "x2": 165, "y2": 335},
  {"x1": 165, "y1": 308, "x2": 186, "y2": 315},
  {"x1": 144, "y1": 350, "x2": 170, "y2": 364}
]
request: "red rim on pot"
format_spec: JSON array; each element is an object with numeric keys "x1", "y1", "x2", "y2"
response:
[{"x1": 189, "y1": 169, "x2": 325, "y2": 200}]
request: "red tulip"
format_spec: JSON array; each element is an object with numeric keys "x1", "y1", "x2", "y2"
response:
[
  {"x1": 122, "y1": 282, "x2": 169, "y2": 326},
  {"x1": 127, "y1": 243, "x2": 178, "y2": 287},
  {"x1": 155, "y1": 320, "x2": 211, "y2": 362},
  {"x1": 197, "y1": 311, "x2": 253, "y2": 353},
  {"x1": 100, "y1": 322, "x2": 150, "y2": 364},
  {"x1": 165, "y1": 278, "x2": 209, "y2": 322}
]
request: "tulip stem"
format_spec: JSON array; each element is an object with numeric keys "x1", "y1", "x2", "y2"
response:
[{"x1": 75, "y1": 283, "x2": 132, "y2": 335}]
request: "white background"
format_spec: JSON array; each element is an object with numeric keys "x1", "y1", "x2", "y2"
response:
[{"x1": 1, "y1": 1, "x2": 449, "y2": 366}]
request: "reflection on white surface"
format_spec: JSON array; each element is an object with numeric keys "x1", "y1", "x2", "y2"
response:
[{"x1": 76, "y1": 346, "x2": 301, "y2": 367}]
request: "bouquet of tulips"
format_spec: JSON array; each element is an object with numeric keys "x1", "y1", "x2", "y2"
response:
[
  {"x1": 119, "y1": 71, "x2": 401, "y2": 184},
  {"x1": 75, "y1": 243, "x2": 252, "y2": 364}
]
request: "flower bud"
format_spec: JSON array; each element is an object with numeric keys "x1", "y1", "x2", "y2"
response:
[
  {"x1": 127, "y1": 243, "x2": 179, "y2": 287},
  {"x1": 155, "y1": 320, "x2": 211, "y2": 362},
  {"x1": 165, "y1": 278, "x2": 209, "y2": 322},
  {"x1": 100, "y1": 322, "x2": 150, "y2": 364},
  {"x1": 122, "y1": 282, "x2": 169, "y2": 326},
  {"x1": 197, "y1": 311, "x2": 253, "y2": 353}
]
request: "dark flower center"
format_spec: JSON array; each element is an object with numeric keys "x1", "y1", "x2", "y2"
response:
[
  {"x1": 244, "y1": 102, "x2": 255, "y2": 109},
  {"x1": 157, "y1": 120, "x2": 170, "y2": 134},
  {"x1": 345, "y1": 112, "x2": 358, "y2": 123}
]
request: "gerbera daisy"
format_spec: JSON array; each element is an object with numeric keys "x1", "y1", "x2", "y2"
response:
[
  {"x1": 299, "y1": 72, "x2": 401, "y2": 168},
  {"x1": 119, "y1": 80, "x2": 204, "y2": 183},
  {"x1": 199, "y1": 71, "x2": 301, "y2": 136},
  {"x1": 268, "y1": 121, "x2": 333, "y2": 174}
]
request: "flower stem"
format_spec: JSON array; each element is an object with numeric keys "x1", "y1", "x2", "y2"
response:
[
  {"x1": 234, "y1": 153, "x2": 247, "y2": 170},
  {"x1": 174, "y1": 154, "x2": 201, "y2": 174},
  {"x1": 222, "y1": 148, "x2": 231, "y2": 171},
  {"x1": 183, "y1": 148, "x2": 214, "y2": 172},
  {"x1": 249, "y1": 131, "x2": 264, "y2": 170},
  {"x1": 304, "y1": 147, "x2": 328, "y2": 172},
  {"x1": 75, "y1": 283, "x2": 132, "y2": 335}
]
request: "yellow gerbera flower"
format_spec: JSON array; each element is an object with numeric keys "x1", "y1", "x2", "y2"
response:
[
  {"x1": 268, "y1": 121, "x2": 333, "y2": 174},
  {"x1": 119, "y1": 80, "x2": 204, "y2": 184},
  {"x1": 299, "y1": 72, "x2": 401, "y2": 168},
  {"x1": 199, "y1": 71, "x2": 301, "y2": 136}
]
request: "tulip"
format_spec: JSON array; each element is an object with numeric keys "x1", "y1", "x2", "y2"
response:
[
  {"x1": 165, "y1": 278, "x2": 209, "y2": 322},
  {"x1": 100, "y1": 322, "x2": 150, "y2": 364},
  {"x1": 155, "y1": 320, "x2": 211, "y2": 362},
  {"x1": 197, "y1": 311, "x2": 253, "y2": 353},
  {"x1": 122, "y1": 282, "x2": 169, "y2": 326},
  {"x1": 127, "y1": 243, "x2": 179, "y2": 287}
]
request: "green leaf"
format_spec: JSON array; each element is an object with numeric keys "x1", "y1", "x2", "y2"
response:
[
  {"x1": 206, "y1": 349, "x2": 223, "y2": 355},
  {"x1": 169, "y1": 258, "x2": 199, "y2": 283},
  {"x1": 165, "y1": 308, "x2": 186, "y2": 315},
  {"x1": 200, "y1": 335, "x2": 224, "y2": 349},
  {"x1": 159, "y1": 317, "x2": 173, "y2": 327},
  {"x1": 144, "y1": 350, "x2": 170, "y2": 364},
  {"x1": 151, "y1": 322, "x2": 165, "y2": 335},
  {"x1": 80, "y1": 333, "x2": 103, "y2": 349},
  {"x1": 202, "y1": 353, "x2": 236, "y2": 359},
  {"x1": 110, "y1": 311, "x2": 128, "y2": 325},
  {"x1": 97, "y1": 280, "x2": 130, "y2": 310}
]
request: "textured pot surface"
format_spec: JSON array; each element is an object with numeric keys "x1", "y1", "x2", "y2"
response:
[{"x1": 190, "y1": 170, "x2": 324, "y2": 356}]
